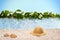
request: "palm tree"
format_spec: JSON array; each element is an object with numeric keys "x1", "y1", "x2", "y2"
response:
[
  {"x1": 32, "y1": 11, "x2": 39, "y2": 19},
  {"x1": 15, "y1": 9, "x2": 22, "y2": 13},
  {"x1": 0, "y1": 10, "x2": 10, "y2": 18},
  {"x1": 48, "y1": 12, "x2": 55, "y2": 18},
  {"x1": 38, "y1": 13, "x2": 43, "y2": 19},
  {"x1": 13, "y1": 9, "x2": 24, "y2": 19},
  {"x1": 55, "y1": 14, "x2": 60, "y2": 18},
  {"x1": 43, "y1": 12, "x2": 49, "y2": 18},
  {"x1": 0, "y1": 9, "x2": 60, "y2": 19},
  {"x1": 7, "y1": 12, "x2": 13, "y2": 18},
  {"x1": 24, "y1": 12, "x2": 32, "y2": 19},
  {"x1": 0, "y1": 13, "x2": 1, "y2": 18}
]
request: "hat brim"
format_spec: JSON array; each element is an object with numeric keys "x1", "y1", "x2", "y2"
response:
[{"x1": 30, "y1": 31, "x2": 46, "y2": 36}]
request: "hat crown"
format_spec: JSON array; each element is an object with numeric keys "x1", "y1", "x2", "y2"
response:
[{"x1": 33, "y1": 27, "x2": 44, "y2": 34}]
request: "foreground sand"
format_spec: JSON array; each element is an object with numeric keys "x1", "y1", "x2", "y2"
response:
[{"x1": 0, "y1": 29, "x2": 60, "y2": 40}]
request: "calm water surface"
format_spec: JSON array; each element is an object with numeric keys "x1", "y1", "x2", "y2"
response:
[{"x1": 0, "y1": 18, "x2": 60, "y2": 30}]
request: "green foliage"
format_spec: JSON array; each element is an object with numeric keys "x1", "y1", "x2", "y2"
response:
[
  {"x1": 43, "y1": 12, "x2": 49, "y2": 18},
  {"x1": 13, "y1": 9, "x2": 24, "y2": 19},
  {"x1": 38, "y1": 13, "x2": 43, "y2": 19},
  {"x1": 16, "y1": 9, "x2": 21, "y2": 12},
  {"x1": 7, "y1": 12, "x2": 13, "y2": 18},
  {"x1": 48, "y1": 12, "x2": 55, "y2": 18},
  {"x1": 0, "y1": 14, "x2": 1, "y2": 18},
  {"x1": 32, "y1": 11, "x2": 39, "y2": 19},
  {"x1": 24, "y1": 12, "x2": 32, "y2": 18},
  {"x1": 13, "y1": 12, "x2": 23, "y2": 19},
  {"x1": 0, "y1": 10, "x2": 10, "y2": 18},
  {"x1": 0, "y1": 9, "x2": 60, "y2": 20},
  {"x1": 55, "y1": 14, "x2": 60, "y2": 18}
]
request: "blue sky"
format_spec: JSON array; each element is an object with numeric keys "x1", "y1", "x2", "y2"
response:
[{"x1": 0, "y1": 0, "x2": 60, "y2": 13}]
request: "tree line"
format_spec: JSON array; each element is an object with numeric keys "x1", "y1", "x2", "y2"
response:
[{"x1": 0, "y1": 9, "x2": 60, "y2": 20}]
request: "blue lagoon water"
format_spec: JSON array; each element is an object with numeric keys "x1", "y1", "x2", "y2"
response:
[{"x1": 0, "y1": 18, "x2": 60, "y2": 30}]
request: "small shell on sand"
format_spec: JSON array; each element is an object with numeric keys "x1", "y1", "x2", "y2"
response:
[
  {"x1": 4, "y1": 33, "x2": 10, "y2": 37},
  {"x1": 10, "y1": 34, "x2": 17, "y2": 38}
]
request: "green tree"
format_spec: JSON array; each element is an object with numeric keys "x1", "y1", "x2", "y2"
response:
[
  {"x1": 0, "y1": 10, "x2": 10, "y2": 18},
  {"x1": 15, "y1": 9, "x2": 22, "y2": 14},
  {"x1": 55, "y1": 14, "x2": 60, "y2": 18},
  {"x1": 38, "y1": 13, "x2": 43, "y2": 20},
  {"x1": 13, "y1": 9, "x2": 23, "y2": 19},
  {"x1": 0, "y1": 13, "x2": 1, "y2": 18},
  {"x1": 13, "y1": 12, "x2": 23, "y2": 19},
  {"x1": 7, "y1": 12, "x2": 13, "y2": 18},
  {"x1": 43, "y1": 12, "x2": 49, "y2": 18},
  {"x1": 32, "y1": 11, "x2": 39, "y2": 19},
  {"x1": 24, "y1": 12, "x2": 32, "y2": 18},
  {"x1": 48, "y1": 12, "x2": 55, "y2": 18}
]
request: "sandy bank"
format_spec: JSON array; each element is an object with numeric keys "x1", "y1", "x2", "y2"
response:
[{"x1": 0, "y1": 29, "x2": 60, "y2": 40}]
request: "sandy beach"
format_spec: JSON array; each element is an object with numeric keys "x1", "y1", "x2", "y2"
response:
[{"x1": 0, "y1": 29, "x2": 60, "y2": 40}]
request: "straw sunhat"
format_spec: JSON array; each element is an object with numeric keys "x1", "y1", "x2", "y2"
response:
[{"x1": 30, "y1": 26, "x2": 46, "y2": 36}]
